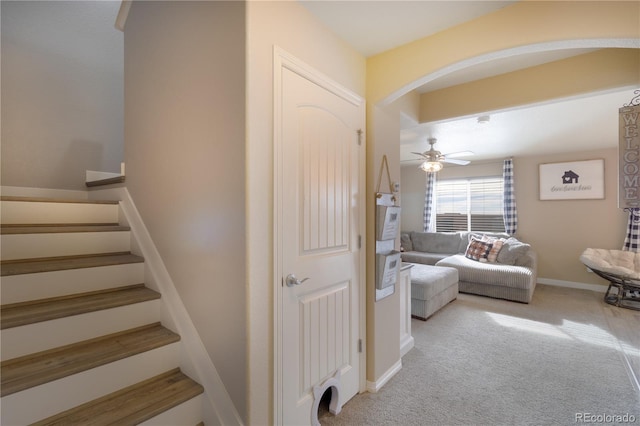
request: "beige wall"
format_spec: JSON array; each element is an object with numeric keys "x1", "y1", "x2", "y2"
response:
[
  {"x1": 1, "y1": 1, "x2": 123, "y2": 191},
  {"x1": 516, "y1": 148, "x2": 627, "y2": 287},
  {"x1": 400, "y1": 149, "x2": 626, "y2": 288},
  {"x1": 124, "y1": 1, "x2": 247, "y2": 421},
  {"x1": 366, "y1": 102, "x2": 402, "y2": 382},
  {"x1": 246, "y1": 2, "x2": 366, "y2": 423}
]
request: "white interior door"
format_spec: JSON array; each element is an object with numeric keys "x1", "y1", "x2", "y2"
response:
[{"x1": 275, "y1": 52, "x2": 364, "y2": 425}]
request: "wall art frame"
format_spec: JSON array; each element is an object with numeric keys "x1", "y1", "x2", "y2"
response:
[{"x1": 539, "y1": 159, "x2": 604, "y2": 201}]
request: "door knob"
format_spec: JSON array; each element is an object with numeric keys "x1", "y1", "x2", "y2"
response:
[{"x1": 285, "y1": 274, "x2": 310, "y2": 287}]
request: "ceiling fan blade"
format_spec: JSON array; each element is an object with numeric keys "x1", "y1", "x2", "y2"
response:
[
  {"x1": 411, "y1": 152, "x2": 427, "y2": 157},
  {"x1": 444, "y1": 151, "x2": 475, "y2": 158},
  {"x1": 442, "y1": 158, "x2": 470, "y2": 165}
]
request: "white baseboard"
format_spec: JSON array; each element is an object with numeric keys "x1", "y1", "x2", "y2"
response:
[
  {"x1": 400, "y1": 336, "x2": 414, "y2": 358},
  {"x1": 366, "y1": 359, "x2": 402, "y2": 393},
  {"x1": 537, "y1": 278, "x2": 608, "y2": 293},
  {"x1": 1, "y1": 185, "x2": 88, "y2": 200}
]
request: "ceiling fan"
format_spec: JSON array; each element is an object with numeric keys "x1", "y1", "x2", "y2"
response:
[{"x1": 411, "y1": 138, "x2": 474, "y2": 172}]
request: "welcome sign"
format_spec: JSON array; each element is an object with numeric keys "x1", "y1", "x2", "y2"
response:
[
  {"x1": 539, "y1": 159, "x2": 604, "y2": 200},
  {"x1": 619, "y1": 104, "x2": 640, "y2": 209}
]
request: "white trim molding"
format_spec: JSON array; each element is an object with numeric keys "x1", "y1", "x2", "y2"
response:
[
  {"x1": 366, "y1": 360, "x2": 402, "y2": 393},
  {"x1": 537, "y1": 277, "x2": 607, "y2": 293}
]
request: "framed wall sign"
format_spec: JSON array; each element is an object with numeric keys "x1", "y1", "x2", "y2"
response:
[{"x1": 539, "y1": 159, "x2": 604, "y2": 200}]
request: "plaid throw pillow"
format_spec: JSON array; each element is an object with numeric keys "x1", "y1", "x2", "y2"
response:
[
  {"x1": 465, "y1": 237, "x2": 493, "y2": 262},
  {"x1": 485, "y1": 237, "x2": 505, "y2": 263}
]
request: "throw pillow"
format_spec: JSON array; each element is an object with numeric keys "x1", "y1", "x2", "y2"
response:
[
  {"x1": 481, "y1": 235, "x2": 506, "y2": 263},
  {"x1": 497, "y1": 237, "x2": 531, "y2": 265},
  {"x1": 473, "y1": 235, "x2": 506, "y2": 263},
  {"x1": 486, "y1": 238, "x2": 505, "y2": 263},
  {"x1": 400, "y1": 232, "x2": 413, "y2": 252},
  {"x1": 465, "y1": 237, "x2": 493, "y2": 262}
]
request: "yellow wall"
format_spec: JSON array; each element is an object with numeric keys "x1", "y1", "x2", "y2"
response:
[
  {"x1": 367, "y1": 1, "x2": 640, "y2": 105},
  {"x1": 420, "y1": 49, "x2": 640, "y2": 123}
]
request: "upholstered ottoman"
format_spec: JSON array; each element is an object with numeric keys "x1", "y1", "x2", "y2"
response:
[{"x1": 409, "y1": 263, "x2": 459, "y2": 320}]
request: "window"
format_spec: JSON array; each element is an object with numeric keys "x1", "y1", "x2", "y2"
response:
[{"x1": 435, "y1": 177, "x2": 505, "y2": 233}]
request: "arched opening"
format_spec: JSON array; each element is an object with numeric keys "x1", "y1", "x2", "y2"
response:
[
  {"x1": 316, "y1": 387, "x2": 334, "y2": 421},
  {"x1": 381, "y1": 39, "x2": 638, "y2": 107},
  {"x1": 311, "y1": 370, "x2": 343, "y2": 426}
]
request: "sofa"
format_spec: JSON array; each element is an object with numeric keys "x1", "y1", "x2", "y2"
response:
[{"x1": 401, "y1": 231, "x2": 538, "y2": 303}]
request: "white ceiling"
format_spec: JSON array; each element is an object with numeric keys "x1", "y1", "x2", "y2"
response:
[
  {"x1": 299, "y1": 0, "x2": 516, "y2": 57},
  {"x1": 299, "y1": 1, "x2": 639, "y2": 165},
  {"x1": 400, "y1": 89, "x2": 634, "y2": 165}
]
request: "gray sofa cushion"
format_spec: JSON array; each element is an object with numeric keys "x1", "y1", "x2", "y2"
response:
[
  {"x1": 497, "y1": 237, "x2": 531, "y2": 265},
  {"x1": 436, "y1": 254, "x2": 534, "y2": 290},
  {"x1": 402, "y1": 231, "x2": 537, "y2": 303},
  {"x1": 514, "y1": 249, "x2": 537, "y2": 268},
  {"x1": 410, "y1": 264, "x2": 459, "y2": 300},
  {"x1": 411, "y1": 231, "x2": 461, "y2": 254},
  {"x1": 401, "y1": 251, "x2": 450, "y2": 266},
  {"x1": 401, "y1": 232, "x2": 413, "y2": 252}
]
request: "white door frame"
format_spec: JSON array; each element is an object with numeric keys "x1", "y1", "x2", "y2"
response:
[{"x1": 272, "y1": 46, "x2": 366, "y2": 425}]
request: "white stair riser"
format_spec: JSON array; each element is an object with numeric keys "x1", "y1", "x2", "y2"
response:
[
  {"x1": 1, "y1": 201, "x2": 119, "y2": 225},
  {"x1": 1, "y1": 300, "x2": 161, "y2": 361},
  {"x1": 0, "y1": 343, "x2": 180, "y2": 426},
  {"x1": 139, "y1": 394, "x2": 203, "y2": 426},
  {"x1": 1, "y1": 231, "x2": 131, "y2": 260},
  {"x1": 1, "y1": 263, "x2": 145, "y2": 304}
]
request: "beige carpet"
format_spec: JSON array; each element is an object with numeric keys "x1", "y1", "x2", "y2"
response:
[{"x1": 319, "y1": 284, "x2": 640, "y2": 426}]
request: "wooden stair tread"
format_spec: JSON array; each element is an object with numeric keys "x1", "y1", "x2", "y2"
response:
[
  {"x1": 1, "y1": 224, "x2": 130, "y2": 234},
  {"x1": 31, "y1": 368, "x2": 203, "y2": 426},
  {"x1": 1, "y1": 195, "x2": 204, "y2": 423},
  {"x1": 1, "y1": 284, "x2": 160, "y2": 330},
  {"x1": 1, "y1": 252, "x2": 144, "y2": 276},
  {"x1": 0, "y1": 196, "x2": 119, "y2": 205},
  {"x1": 1, "y1": 323, "x2": 179, "y2": 397}
]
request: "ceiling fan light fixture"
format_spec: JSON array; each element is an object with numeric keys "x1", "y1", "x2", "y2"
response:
[{"x1": 419, "y1": 161, "x2": 443, "y2": 173}]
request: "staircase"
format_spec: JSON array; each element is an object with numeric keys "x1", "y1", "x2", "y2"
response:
[{"x1": 1, "y1": 196, "x2": 205, "y2": 425}]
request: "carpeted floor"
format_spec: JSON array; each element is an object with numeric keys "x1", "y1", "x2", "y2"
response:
[{"x1": 319, "y1": 284, "x2": 640, "y2": 426}]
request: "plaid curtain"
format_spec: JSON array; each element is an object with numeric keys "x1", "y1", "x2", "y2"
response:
[
  {"x1": 423, "y1": 172, "x2": 436, "y2": 232},
  {"x1": 622, "y1": 208, "x2": 640, "y2": 252},
  {"x1": 503, "y1": 158, "x2": 518, "y2": 235}
]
